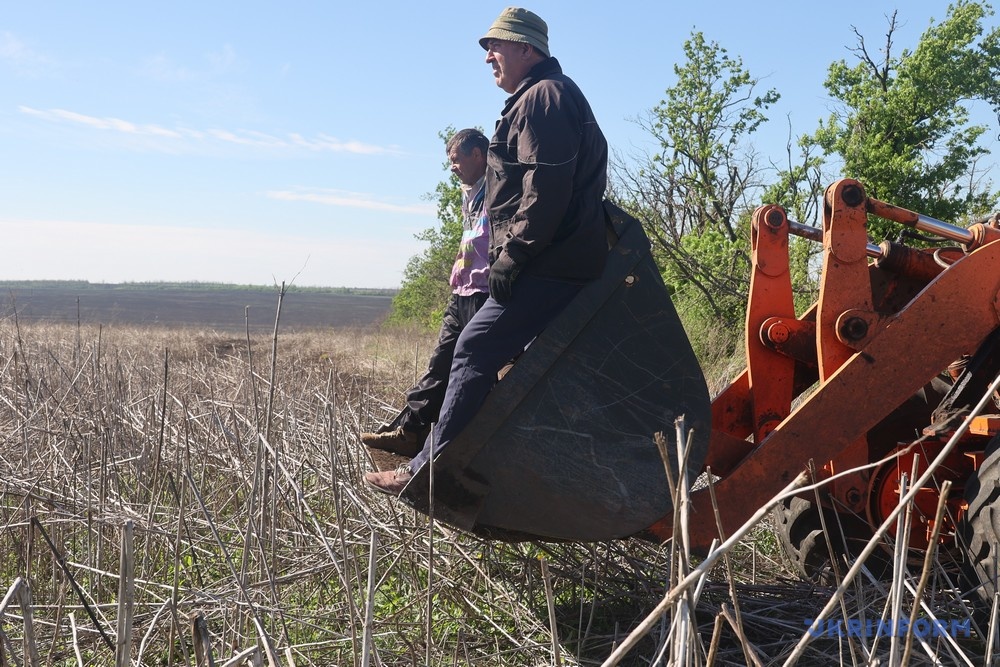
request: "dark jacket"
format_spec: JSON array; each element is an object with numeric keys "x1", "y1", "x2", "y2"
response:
[{"x1": 486, "y1": 57, "x2": 609, "y2": 282}]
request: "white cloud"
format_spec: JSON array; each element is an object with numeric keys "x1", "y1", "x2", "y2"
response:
[
  {"x1": 19, "y1": 106, "x2": 184, "y2": 138},
  {"x1": 266, "y1": 188, "x2": 436, "y2": 215},
  {"x1": 0, "y1": 31, "x2": 27, "y2": 60},
  {"x1": 289, "y1": 133, "x2": 401, "y2": 155},
  {"x1": 18, "y1": 105, "x2": 397, "y2": 155},
  {"x1": 0, "y1": 31, "x2": 53, "y2": 74}
]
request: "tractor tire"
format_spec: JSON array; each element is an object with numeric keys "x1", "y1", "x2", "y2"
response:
[
  {"x1": 959, "y1": 435, "x2": 1000, "y2": 605},
  {"x1": 772, "y1": 496, "x2": 887, "y2": 584},
  {"x1": 772, "y1": 496, "x2": 836, "y2": 583}
]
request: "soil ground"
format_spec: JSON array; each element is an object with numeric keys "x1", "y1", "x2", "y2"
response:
[{"x1": 0, "y1": 283, "x2": 392, "y2": 332}]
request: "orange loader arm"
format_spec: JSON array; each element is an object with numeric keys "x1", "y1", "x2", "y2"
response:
[{"x1": 644, "y1": 179, "x2": 1000, "y2": 551}]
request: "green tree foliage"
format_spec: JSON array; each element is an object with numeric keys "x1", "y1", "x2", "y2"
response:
[
  {"x1": 387, "y1": 129, "x2": 464, "y2": 329},
  {"x1": 809, "y1": 0, "x2": 1000, "y2": 238},
  {"x1": 761, "y1": 137, "x2": 826, "y2": 228},
  {"x1": 613, "y1": 31, "x2": 781, "y2": 331}
]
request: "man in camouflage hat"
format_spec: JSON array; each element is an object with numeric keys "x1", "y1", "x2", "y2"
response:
[{"x1": 366, "y1": 7, "x2": 608, "y2": 495}]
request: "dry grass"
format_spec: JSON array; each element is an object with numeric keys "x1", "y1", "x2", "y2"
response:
[{"x1": 0, "y1": 318, "x2": 996, "y2": 666}]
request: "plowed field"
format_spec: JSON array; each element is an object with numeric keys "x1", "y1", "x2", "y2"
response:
[{"x1": 0, "y1": 284, "x2": 392, "y2": 332}]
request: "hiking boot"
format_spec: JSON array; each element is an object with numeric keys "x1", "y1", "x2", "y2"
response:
[
  {"x1": 364, "y1": 464, "x2": 413, "y2": 496},
  {"x1": 360, "y1": 426, "x2": 424, "y2": 458}
]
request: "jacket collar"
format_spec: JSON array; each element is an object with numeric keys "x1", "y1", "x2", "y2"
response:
[{"x1": 507, "y1": 57, "x2": 562, "y2": 102}]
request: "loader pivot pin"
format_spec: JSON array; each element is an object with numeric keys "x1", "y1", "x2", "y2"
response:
[
  {"x1": 766, "y1": 321, "x2": 790, "y2": 344},
  {"x1": 842, "y1": 184, "x2": 864, "y2": 207},
  {"x1": 765, "y1": 208, "x2": 785, "y2": 229},
  {"x1": 839, "y1": 316, "x2": 869, "y2": 342}
]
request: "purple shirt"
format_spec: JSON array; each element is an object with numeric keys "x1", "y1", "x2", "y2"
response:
[{"x1": 449, "y1": 177, "x2": 490, "y2": 295}]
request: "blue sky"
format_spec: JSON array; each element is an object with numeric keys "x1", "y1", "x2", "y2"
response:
[{"x1": 1, "y1": 1, "x2": 994, "y2": 288}]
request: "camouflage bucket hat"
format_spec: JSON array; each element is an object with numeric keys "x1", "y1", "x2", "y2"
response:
[{"x1": 479, "y1": 7, "x2": 549, "y2": 58}]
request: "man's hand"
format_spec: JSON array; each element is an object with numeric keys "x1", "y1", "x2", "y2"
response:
[{"x1": 489, "y1": 252, "x2": 522, "y2": 304}]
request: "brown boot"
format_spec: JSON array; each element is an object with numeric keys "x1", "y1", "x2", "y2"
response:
[
  {"x1": 360, "y1": 426, "x2": 423, "y2": 458},
  {"x1": 364, "y1": 464, "x2": 413, "y2": 496}
]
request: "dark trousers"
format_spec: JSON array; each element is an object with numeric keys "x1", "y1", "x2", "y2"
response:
[
  {"x1": 410, "y1": 274, "x2": 584, "y2": 470},
  {"x1": 401, "y1": 292, "x2": 488, "y2": 433}
]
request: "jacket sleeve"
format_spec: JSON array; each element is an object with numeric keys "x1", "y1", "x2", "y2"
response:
[{"x1": 502, "y1": 82, "x2": 581, "y2": 265}]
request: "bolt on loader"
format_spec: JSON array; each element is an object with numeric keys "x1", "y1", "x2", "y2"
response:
[{"x1": 384, "y1": 178, "x2": 1000, "y2": 604}]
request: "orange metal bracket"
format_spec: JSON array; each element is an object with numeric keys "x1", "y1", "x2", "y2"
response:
[
  {"x1": 746, "y1": 205, "x2": 796, "y2": 442},
  {"x1": 816, "y1": 180, "x2": 875, "y2": 378},
  {"x1": 703, "y1": 206, "x2": 800, "y2": 475}
]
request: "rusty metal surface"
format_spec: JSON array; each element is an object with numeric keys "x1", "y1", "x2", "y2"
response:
[
  {"x1": 400, "y1": 203, "x2": 711, "y2": 541},
  {"x1": 817, "y1": 180, "x2": 875, "y2": 376},
  {"x1": 746, "y1": 205, "x2": 796, "y2": 442},
  {"x1": 647, "y1": 225, "x2": 1000, "y2": 549},
  {"x1": 646, "y1": 182, "x2": 1000, "y2": 548}
]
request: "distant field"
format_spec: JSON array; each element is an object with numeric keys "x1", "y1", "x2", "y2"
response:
[{"x1": 0, "y1": 283, "x2": 394, "y2": 332}]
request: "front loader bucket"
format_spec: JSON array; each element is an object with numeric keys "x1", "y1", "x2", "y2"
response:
[{"x1": 401, "y1": 203, "x2": 711, "y2": 541}]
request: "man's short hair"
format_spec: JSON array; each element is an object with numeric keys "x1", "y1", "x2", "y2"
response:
[{"x1": 447, "y1": 128, "x2": 489, "y2": 157}]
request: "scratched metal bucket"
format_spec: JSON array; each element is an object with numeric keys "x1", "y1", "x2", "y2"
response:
[{"x1": 401, "y1": 203, "x2": 711, "y2": 541}]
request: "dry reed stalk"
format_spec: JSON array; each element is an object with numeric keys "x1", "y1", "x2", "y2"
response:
[
  {"x1": 183, "y1": 468, "x2": 279, "y2": 663},
  {"x1": 142, "y1": 348, "x2": 170, "y2": 582},
  {"x1": 191, "y1": 611, "x2": 216, "y2": 667},
  {"x1": 250, "y1": 617, "x2": 279, "y2": 667},
  {"x1": 654, "y1": 431, "x2": 679, "y2": 594},
  {"x1": 903, "y1": 578, "x2": 975, "y2": 665},
  {"x1": 704, "y1": 610, "x2": 725, "y2": 665},
  {"x1": 4, "y1": 320, "x2": 994, "y2": 665},
  {"x1": 18, "y1": 578, "x2": 39, "y2": 667},
  {"x1": 324, "y1": 410, "x2": 360, "y2": 666},
  {"x1": 0, "y1": 577, "x2": 37, "y2": 667},
  {"x1": 0, "y1": 578, "x2": 24, "y2": 618},
  {"x1": 0, "y1": 627, "x2": 13, "y2": 667},
  {"x1": 361, "y1": 530, "x2": 378, "y2": 667},
  {"x1": 901, "y1": 479, "x2": 951, "y2": 666},
  {"x1": 30, "y1": 517, "x2": 115, "y2": 653},
  {"x1": 804, "y1": 460, "x2": 861, "y2": 665},
  {"x1": 263, "y1": 282, "x2": 285, "y2": 448},
  {"x1": 240, "y1": 414, "x2": 265, "y2": 645},
  {"x1": 425, "y1": 431, "x2": 438, "y2": 667},
  {"x1": 45, "y1": 579, "x2": 68, "y2": 666},
  {"x1": 69, "y1": 611, "x2": 84, "y2": 667},
  {"x1": 168, "y1": 470, "x2": 193, "y2": 666},
  {"x1": 540, "y1": 558, "x2": 562, "y2": 667},
  {"x1": 578, "y1": 547, "x2": 601, "y2": 663},
  {"x1": 600, "y1": 470, "x2": 808, "y2": 667},
  {"x1": 986, "y1": 593, "x2": 1000, "y2": 665},
  {"x1": 668, "y1": 421, "x2": 699, "y2": 667},
  {"x1": 219, "y1": 645, "x2": 262, "y2": 667},
  {"x1": 706, "y1": 468, "x2": 757, "y2": 667},
  {"x1": 892, "y1": 455, "x2": 923, "y2": 663},
  {"x1": 136, "y1": 597, "x2": 173, "y2": 666},
  {"x1": 264, "y1": 284, "x2": 287, "y2": 603},
  {"x1": 719, "y1": 603, "x2": 763, "y2": 666},
  {"x1": 888, "y1": 471, "x2": 912, "y2": 664},
  {"x1": 115, "y1": 519, "x2": 134, "y2": 667},
  {"x1": 242, "y1": 303, "x2": 266, "y2": 648},
  {"x1": 784, "y1": 370, "x2": 1000, "y2": 665}
]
